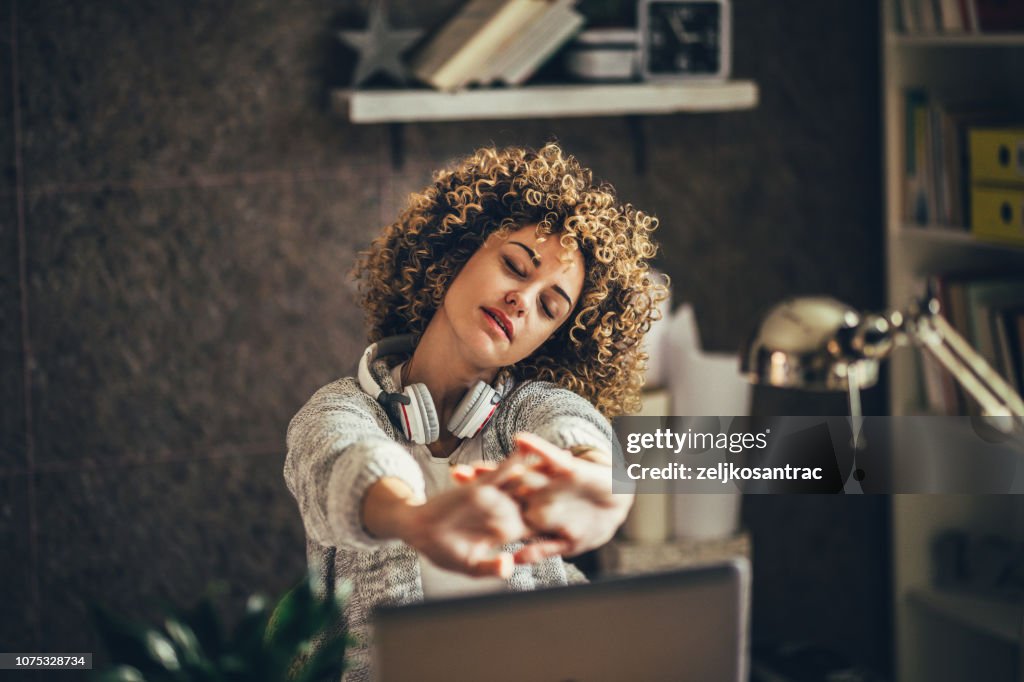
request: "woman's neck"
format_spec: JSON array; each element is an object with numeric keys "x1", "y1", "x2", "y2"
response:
[{"x1": 404, "y1": 323, "x2": 498, "y2": 426}]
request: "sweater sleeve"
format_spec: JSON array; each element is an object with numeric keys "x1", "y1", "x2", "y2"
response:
[
  {"x1": 284, "y1": 378, "x2": 425, "y2": 552},
  {"x1": 499, "y1": 382, "x2": 620, "y2": 463}
]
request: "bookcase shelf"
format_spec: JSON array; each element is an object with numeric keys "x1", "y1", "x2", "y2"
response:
[
  {"x1": 907, "y1": 588, "x2": 1022, "y2": 644},
  {"x1": 898, "y1": 225, "x2": 1024, "y2": 255},
  {"x1": 884, "y1": 2, "x2": 1024, "y2": 680},
  {"x1": 332, "y1": 81, "x2": 759, "y2": 123},
  {"x1": 887, "y1": 32, "x2": 1024, "y2": 47}
]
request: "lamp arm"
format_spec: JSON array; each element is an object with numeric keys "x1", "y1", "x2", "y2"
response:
[{"x1": 907, "y1": 308, "x2": 1024, "y2": 419}]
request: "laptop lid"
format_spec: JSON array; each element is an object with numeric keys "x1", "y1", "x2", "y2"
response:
[{"x1": 373, "y1": 558, "x2": 751, "y2": 682}]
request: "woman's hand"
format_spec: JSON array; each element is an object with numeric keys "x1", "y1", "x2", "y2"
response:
[
  {"x1": 456, "y1": 432, "x2": 633, "y2": 564},
  {"x1": 363, "y1": 469, "x2": 532, "y2": 579}
]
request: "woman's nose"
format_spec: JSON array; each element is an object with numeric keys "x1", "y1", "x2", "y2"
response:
[{"x1": 505, "y1": 292, "x2": 526, "y2": 317}]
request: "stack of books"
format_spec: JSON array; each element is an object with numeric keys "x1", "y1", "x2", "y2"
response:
[
  {"x1": 917, "y1": 273, "x2": 1024, "y2": 415},
  {"x1": 411, "y1": 0, "x2": 585, "y2": 91},
  {"x1": 895, "y1": 0, "x2": 1024, "y2": 34},
  {"x1": 902, "y1": 88, "x2": 1018, "y2": 230}
]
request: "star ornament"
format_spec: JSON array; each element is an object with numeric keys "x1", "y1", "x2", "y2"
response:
[{"x1": 338, "y1": 1, "x2": 423, "y2": 87}]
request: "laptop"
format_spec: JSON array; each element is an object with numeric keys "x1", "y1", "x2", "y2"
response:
[{"x1": 373, "y1": 558, "x2": 751, "y2": 682}]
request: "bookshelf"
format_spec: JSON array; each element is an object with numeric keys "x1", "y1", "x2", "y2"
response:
[
  {"x1": 332, "y1": 81, "x2": 759, "y2": 123},
  {"x1": 882, "y1": 2, "x2": 1024, "y2": 681}
]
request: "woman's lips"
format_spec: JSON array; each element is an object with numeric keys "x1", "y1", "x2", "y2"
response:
[{"x1": 482, "y1": 307, "x2": 513, "y2": 341}]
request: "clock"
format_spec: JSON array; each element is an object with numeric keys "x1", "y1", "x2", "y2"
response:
[{"x1": 639, "y1": 0, "x2": 731, "y2": 81}]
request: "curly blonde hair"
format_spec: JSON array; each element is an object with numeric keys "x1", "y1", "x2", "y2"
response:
[{"x1": 353, "y1": 143, "x2": 668, "y2": 418}]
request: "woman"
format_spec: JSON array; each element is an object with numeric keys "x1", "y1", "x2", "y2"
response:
[{"x1": 284, "y1": 142, "x2": 665, "y2": 680}]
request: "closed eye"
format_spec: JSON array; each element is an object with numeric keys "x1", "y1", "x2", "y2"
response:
[
  {"x1": 504, "y1": 254, "x2": 559, "y2": 319},
  {"x1": 503, "y1": 256, "x2": 526, "y2": 277},
  {"x1": 540, "y1": 299, "x2": 555, "y2": 319}
]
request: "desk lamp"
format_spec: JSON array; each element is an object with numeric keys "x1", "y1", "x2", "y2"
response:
[{"x1": 740, "y1": 296, "x2": 1024, "y2": 431}]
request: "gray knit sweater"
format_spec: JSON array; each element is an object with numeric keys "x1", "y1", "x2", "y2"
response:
[{"x1": 283, "y1": 358, "x2": 613, "y2": 681}]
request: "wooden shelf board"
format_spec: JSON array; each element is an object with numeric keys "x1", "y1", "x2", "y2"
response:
[
  {"x1": 898, "y1": 225, "x2": 1024, "y2": 253},
  {"x1": 887, "y1": 33, "x2": 1024, "y2": 47},
  {"x1": 333, "y1": 81, "x2": 759, "y2": 123},
  {"x1": 908, "y1": 588, "x2": 1023, "y2": 644}
]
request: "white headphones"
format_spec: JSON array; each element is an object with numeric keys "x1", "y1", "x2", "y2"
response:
[{"x1": 357, "y1": 335, "x2": 502, "y2": 445}]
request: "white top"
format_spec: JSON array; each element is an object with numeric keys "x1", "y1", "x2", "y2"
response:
[{"x1": 391, "y1": 363, "x2": 507, "y2": 599}]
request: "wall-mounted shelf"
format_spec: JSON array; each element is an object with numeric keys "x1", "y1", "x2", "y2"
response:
[{"x1": 332, "y1": 80, "x2": 759, "y2": 123}]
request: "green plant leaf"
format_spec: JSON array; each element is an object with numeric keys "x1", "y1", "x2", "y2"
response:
[
  {"x1": 91, "y1": 602, "x2": 177, "y2": 676},
  {"x1": 94, "y1": 574, "x2": 349, "y2": 682},
  {"x1": 262, "y1": 579, "x2": 314, "y2": 653},
  {"x1": 142, "y1": 629, "x2": 183, "y2": 672},
  {"x1": 292, "y1": 633, "x2": 350, "y2": 682},
  {"x1": 226, "y1": 593, "x2": 272, "y2": 666},
  {"x1": 163, "y1": 614, "x2": 206, "y2": 668},
  {"x1": 179, "y1": 598, "x2": 225, "y2": 661},
  {"x1": 90, "y1": 664, "x2": 146, "y2": 682}
]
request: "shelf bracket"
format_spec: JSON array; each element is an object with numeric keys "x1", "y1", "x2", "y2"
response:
[
  {"x1": 388, "y1": 123, "x2": 405, "y2": 170},
  {"x1": 626, "y1": 115, "x2": 648, "y2": 175}
]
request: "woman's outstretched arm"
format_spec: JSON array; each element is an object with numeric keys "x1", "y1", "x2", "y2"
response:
[{"x1": 284, "y1": 377, "x2": 426, "y2": 552}]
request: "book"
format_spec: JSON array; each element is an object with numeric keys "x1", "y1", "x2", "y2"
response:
[
  {"x1": 474, "y1": 0, "x2": 582, "y2": 86},
  {"x1": 939, "y1": 0, "x2": 966, "y2": 30},
  {"x1": 412, "y1": 0, "x2": 551, "y2": 91},
  {"x1": 921, "y1": 0, "x2": 939, "y2": 31},
  {"x1": 918, "y1": 275, "x2": 961, "y2": 413},
  {"x1": 928, "y1": 274, "x2": 1024, "y2": 414},
  {"x1": 925, "y1": 274, "x2": 962, "y2": 411},
  {"x1": 412, "y1": 0, "x2": 505, "y2": 79},
  {"x1": 498, "y1": 3, "x2": 584, "y2": 85},
  {"x1": 973, "y1": 291, "x2": 1016, "y2": 371},
  {"x1": 902, "y1": 91, "x2": 1018, "y2": 229},
  {"x1": 929, "y1": 103, "x2": 948, "y2": 224},
  {"x1": 992, "y1": 305, "x2": 1023, "y2": 391},
  {"x1": 894, "y1": 0, "x2": 908, "y2": 33},
  {"x1": 1016, "y1": 309, "x2": 1024, "y2": 388},
  {"x1": 941, "y1": 103, "x2": 1016, "y2": 227},
  {"x1": 973, "y1": 0, "x2": 1024, "y2": 31},
  {"x1": 905, "y1": 89, "x2": 931, "y2": 224},
  {"x1": 909, "y1": 0, "x2": 925, "y2": 32},
  {"x1": 964, "y1": 277, "x2": 1024, "y2": 411},
  {"x1": 965, "y1": 0, "x2": 980, "y2": 30}
]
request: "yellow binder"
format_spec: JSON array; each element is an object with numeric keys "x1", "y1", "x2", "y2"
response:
[
  {"x1": 969, "y1": 127, "x2": 1024, "y2": 185},
  {"x1": 971, "y1": 185, "x2": 1024, "y2": 245}
]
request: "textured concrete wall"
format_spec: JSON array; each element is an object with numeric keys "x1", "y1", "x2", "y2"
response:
[{"x1": 0, "y1": 0, "x2": 889, "y2": 675}]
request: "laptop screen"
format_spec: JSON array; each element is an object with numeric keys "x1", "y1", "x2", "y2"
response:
[{"x1": 373, "y1": 558, "x2": 751, "y2": 682}]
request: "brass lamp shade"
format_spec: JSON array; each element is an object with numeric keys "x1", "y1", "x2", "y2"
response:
[{"x1": 740, "y1": 296, "x2": 881, "y2": 392}]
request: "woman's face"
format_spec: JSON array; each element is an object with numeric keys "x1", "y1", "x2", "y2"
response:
[{"x1": 439, "y1": 224, "x2": 585, "y2": 371}]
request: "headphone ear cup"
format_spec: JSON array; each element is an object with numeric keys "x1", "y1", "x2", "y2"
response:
[
  {"x1": 405, "y1": 382, "x2": 440, "y2": 445},
  {"x1": 448, "y1": 382, "x2": 501, "y2": 439}
]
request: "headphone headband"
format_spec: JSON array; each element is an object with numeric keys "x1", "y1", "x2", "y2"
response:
[{"x1": 357, "y1": 334, "x2": 416, "y2": 402}]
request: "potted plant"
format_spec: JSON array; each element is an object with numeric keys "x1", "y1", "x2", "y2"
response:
[{"x1": 90, "y1": 572, "x2": 350, "y2": 682}]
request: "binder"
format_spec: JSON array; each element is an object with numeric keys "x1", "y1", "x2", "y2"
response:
[
  {"x1": 970, "y1": 185, "x2": 1024, "y2": 245},
  {"x1": 968, "y1": 127, "x2": 1024, "y2": 185}
]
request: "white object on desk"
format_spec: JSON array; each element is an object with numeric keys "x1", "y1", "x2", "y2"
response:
[
  {"x1": 622, "y1": 389, "x2": 672, "y2": 544},
  {"x1": 666, "y1": 304, "x2": 751, "y2": 416},
  {"x1": 622, "y1": 271, "x2": 673, "y2": 545},
  {"x1": 664, "y1": 304, "x2": 751, "y2": 541}
]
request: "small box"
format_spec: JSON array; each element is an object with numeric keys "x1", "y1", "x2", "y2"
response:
[
  {"x1": 969, "y1": 127, "x2": 1024, "y2": 186},
  {"x1": 970, "y1": 184, "x2": 1024, "y2": 245}
]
